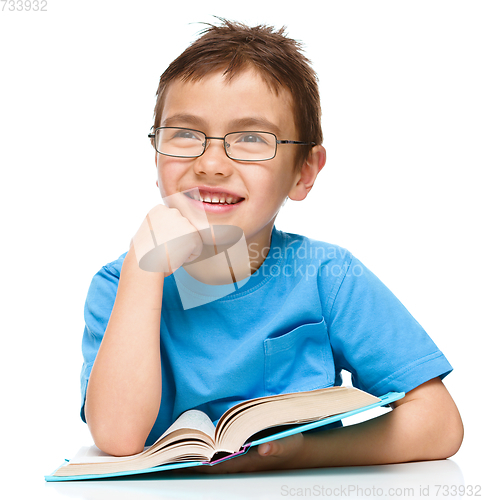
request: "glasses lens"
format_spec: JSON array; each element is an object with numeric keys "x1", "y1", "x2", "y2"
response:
[
  {"x1": 155, "y1": 128, "x2": 205, "y2": 157},
  {"x1": 225, "y1": 132, "x2": 276, "y2": 161}
]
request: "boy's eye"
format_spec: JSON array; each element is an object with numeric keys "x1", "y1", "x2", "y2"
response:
[
  {"x1": 234, "y1": 133, "x2": 267, "y2": 144},
  {"x1": 172, "y1": 130, "x2": 201, "y2": 140}
]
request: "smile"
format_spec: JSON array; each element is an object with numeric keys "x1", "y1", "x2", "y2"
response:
[{"x1": 185, "y1": 189, "x2": 244, "y2": 206}]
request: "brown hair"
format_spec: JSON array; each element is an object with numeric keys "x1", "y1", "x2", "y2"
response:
[{"x1": 152, "y1": 19, "x2": 323, "y2": 168}]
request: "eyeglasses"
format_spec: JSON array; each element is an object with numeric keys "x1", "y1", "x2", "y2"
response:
[{"x1": 148, "y1": 127, "x2": 315, "y2": 162}]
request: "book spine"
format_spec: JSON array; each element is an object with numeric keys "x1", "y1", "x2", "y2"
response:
[{"x1": 205, "y1": 445, "x2": 250, "y2": 466}]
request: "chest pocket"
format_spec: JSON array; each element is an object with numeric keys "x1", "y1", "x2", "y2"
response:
[{"x1": 263, "y1": 319, "x2": 334, "y2": 395}]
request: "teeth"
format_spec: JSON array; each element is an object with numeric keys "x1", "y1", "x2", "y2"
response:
[{"x1": 189, "y1": 191, "x2": 240, "y2": 204}]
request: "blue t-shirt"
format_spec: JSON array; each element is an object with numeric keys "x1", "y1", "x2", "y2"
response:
[{"x1": 81, "y1": 228, "x2": 452, "y2": 445}]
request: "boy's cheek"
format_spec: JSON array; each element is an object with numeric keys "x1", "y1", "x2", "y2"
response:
[
  {"x1": 156, "y1": 159, "x2": 192, "y2": 196},
  {"x1": 156, "y1": 168, "x2": 174, "y2": 198}
]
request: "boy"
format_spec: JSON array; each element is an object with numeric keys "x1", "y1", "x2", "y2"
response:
[{"x1": 81, "y1": 20, "x2": 463, "y2": 473}]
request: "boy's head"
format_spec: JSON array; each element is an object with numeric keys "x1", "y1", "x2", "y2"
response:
[
  {"x1": 151, "y1": 19, "x2": 326, "y2": 259},
  {"x1": 151, "y1": 19, "x2": 323, "y2": 169}
]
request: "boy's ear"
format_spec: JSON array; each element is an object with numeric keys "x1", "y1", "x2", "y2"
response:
[{"x1": 288, "y1": 145, "x2": 326, "y2": 201}]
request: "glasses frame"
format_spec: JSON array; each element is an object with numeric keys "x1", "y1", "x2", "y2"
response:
[{"x1": 148, "y1": 126, "x2": 315, "y2": 162}]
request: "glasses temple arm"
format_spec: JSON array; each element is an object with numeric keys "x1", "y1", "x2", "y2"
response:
[{"x1": 277, "y1": 140, "x2": 316, "y2": 146}]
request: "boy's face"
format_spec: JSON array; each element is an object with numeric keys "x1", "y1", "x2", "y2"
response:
[{"x1": 156, "y1": 69, "x2": 319, "y2": 252}]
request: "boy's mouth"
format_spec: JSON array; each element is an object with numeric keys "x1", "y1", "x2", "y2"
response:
[{"x1": 185, "y1": 189, "x2": 245, "y2": 206}]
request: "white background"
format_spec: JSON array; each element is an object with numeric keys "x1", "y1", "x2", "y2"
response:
[{"x1": 1, "y1": 1, "x2": 481, "y2": 498}]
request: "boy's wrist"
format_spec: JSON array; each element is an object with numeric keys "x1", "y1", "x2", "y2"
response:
[{"x1": 123, "y1": 246, "x2": 167, "y2": 282}]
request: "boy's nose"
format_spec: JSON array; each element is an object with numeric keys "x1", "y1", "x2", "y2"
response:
[{"x1": 194, "y1": 138, "x2": 234, "y2": 177}]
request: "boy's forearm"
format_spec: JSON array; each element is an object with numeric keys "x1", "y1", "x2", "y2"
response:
[
  {"x1": 297, "y1": 379, "x2": 463, "y2": 469},
  {"x1": 85, "y1": 248, "x2": 164, "y2": 456},
  {"x1": 301, "y1": 405, "x2": 436, "y2": 468}
]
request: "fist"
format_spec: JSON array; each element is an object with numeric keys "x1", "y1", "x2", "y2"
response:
[{"x1": 131, "y1": 204, "x2": 203, "y2": 275}]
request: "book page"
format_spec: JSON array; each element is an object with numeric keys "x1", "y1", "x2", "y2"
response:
[
  {"x1": 156, "y1": 409, "x2": 216, "y2": 443},
  {"x1": 216, "y1": 387, "x2": 381, "y2": 451}
]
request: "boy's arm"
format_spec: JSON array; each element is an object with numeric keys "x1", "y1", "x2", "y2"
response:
[
  {"x1": 84, "y1": 247, "x2": 164, "y2": 457},
  {"x1": 84, "y1": 205, "x2": 203, "y2": 457},
  {"x1": 198, "y1": 377, "x2": 463, "y2": 473}
]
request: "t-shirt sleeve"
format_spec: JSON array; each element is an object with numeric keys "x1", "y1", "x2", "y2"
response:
[
  {"x1": 80, "y1": 258, "x2": 124, "y2": 422},
  {"x1": 325, "y1": 254, "x2": 452, "y2": 397}
]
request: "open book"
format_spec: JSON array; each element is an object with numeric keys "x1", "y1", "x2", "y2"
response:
[{"x1": 46, "y1": 387, "x2": 404, "y2": 481}]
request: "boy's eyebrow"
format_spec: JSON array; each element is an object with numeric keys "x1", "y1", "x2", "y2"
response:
[
  {"x1": 162, "y1": 114, "x2": 208, "y2": 129},
  {"x1": 227, "y1": 117, "x2": 282, "y2": 137},
  {"x1": 161, "y1": 114, "x2": 282, "y2": 136}
]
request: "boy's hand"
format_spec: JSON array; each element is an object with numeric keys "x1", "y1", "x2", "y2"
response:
[
  {"x1": 196, "y1": 433, "x2": 305, "y2": 474},
  {"x1": 131, "y1": 204, "x2": 203, "y2": 275}
]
